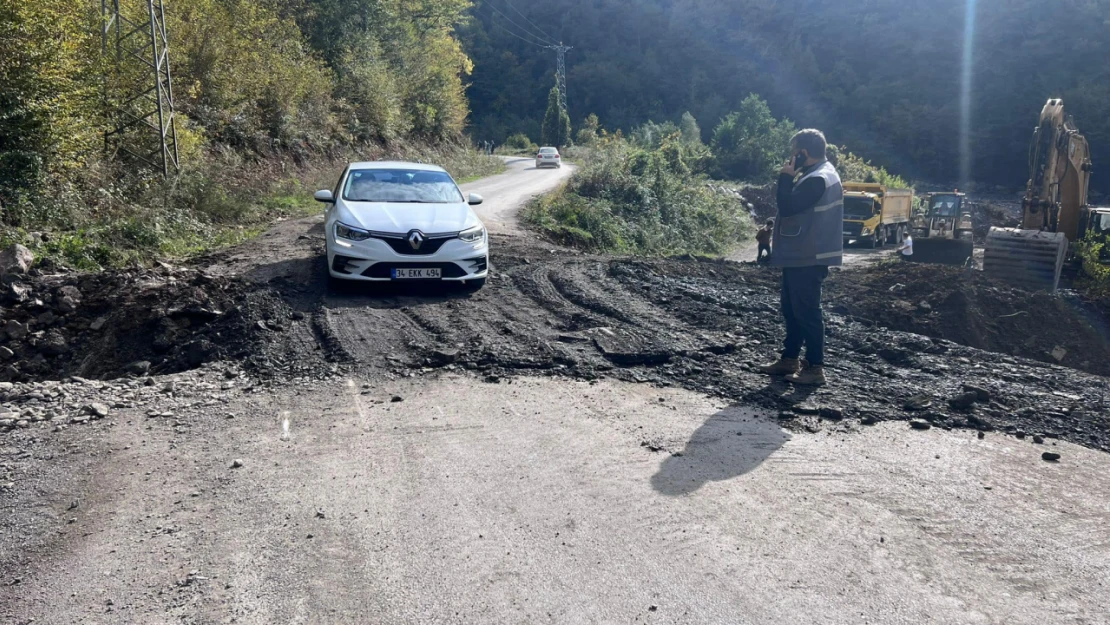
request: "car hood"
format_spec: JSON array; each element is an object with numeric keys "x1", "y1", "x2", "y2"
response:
[{"x1": 336, "y1": 201, "x2": 480, "y2": 234}]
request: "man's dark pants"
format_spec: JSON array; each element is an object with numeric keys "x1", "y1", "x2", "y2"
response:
[
  {"x1": 757, "y1": 243, "x2": 771, "y2": 262},
  {"x1": 780, "y1": 265, "x2": 829, "y2": 366}
]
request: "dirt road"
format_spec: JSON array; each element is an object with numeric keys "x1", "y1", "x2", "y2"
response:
[
  {"x1": 461, "y1": 157, "x2": 574, "y2": 235},
  {"x1": 3, "y1": 161, "x2": 1110, "y2": 624}
]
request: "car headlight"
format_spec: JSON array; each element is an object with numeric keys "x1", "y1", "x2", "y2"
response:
[
  {"x1": 860, "y1": 227, "x2": 872, "y2": 236},
  {"x1": 336, "y1": 222, "x2": 371, "y2": 241},
  {"x1": 459, "y1": 225, "x2": 486, "y2": 244}
]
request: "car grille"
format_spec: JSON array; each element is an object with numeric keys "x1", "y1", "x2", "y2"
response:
[
  {"x1": 380, "y1": 237, "x2": 451, "y2": 256},
  {"x1": 362, "y1": 262, "x2": 467, "y2": 279},
  {"x1": 842, "y1": 221, "x2": 863, "y2": 236}
]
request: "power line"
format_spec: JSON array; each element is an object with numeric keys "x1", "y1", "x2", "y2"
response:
[
  {"x1": 502, "y1": 0, "x2": 558, "y2": 46},
  {"x1": 484, "y1": 11, "x2": 550, "y2": 48},
  {"x1": 477, "y1": 3, "x2": 571, "y2": 116},
  {"x1": 486, "y1": 2, "x2": 556, "y2": 47}
]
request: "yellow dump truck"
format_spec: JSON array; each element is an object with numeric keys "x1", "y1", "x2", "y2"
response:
[{"x1": 841, "y1": 183, "x2": 914, "y2": 248}]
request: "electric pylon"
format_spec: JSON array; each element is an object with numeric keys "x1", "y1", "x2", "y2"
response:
[{"x1": 101, "y1": 0, "x2": 179, "y2": 176}]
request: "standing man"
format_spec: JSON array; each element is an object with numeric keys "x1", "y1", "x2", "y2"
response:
[
  {"x1": 756, "y1": 219, "x2": 774, "y2": 262},
  {"x1": 759, "y1": 129, "x2": 843, "y2": 386}
]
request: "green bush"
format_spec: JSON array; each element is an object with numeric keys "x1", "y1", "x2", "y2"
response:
[
  {"x1": 710, "y1": 94, "x2": 796, "y2": 182},
  {"x1": 523, "y1": 137, "x2": 755, "y2": 256},
  {"x1": 502, "y1": 133, "x2": 539, "y2": 152},
  {"x1": 576, "y1": 114, "x2": 601, "y2": 146},
  {"x1": 830, "y1": 145, "x2": 912, "y2": 188},
  {"x1": 1076, "y1": 234, "x2": 1110, "y2": 297}
]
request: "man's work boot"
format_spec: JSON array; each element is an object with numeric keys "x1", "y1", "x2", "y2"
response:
[
  {"x1": 786, "y1": 364, "x2": 827, "y2": 386},
  {"x1": 758, "y1": 357, "x2": 800, "y2": 376}
]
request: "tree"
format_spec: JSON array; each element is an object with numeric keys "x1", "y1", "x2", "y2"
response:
[
  {"x1": 576, "y1": 113, "x2": 600, "y2": 146},
  {"x1": 679, "y1": 112, "x2": 702, "y2": 146},
  {"x1": 541, "y1": 86, "x2": 571, "y2": 147},
  {"x1": 710, "y1": 94, "x2": 796, "y2": 182},
  {"x1": 462, "y1": 0, "x2": 1110, "y2": 191}
]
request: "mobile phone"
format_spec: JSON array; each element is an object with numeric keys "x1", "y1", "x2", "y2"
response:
[{"x1": 793, "y1": 152, "x2": 807, "y2": 170}]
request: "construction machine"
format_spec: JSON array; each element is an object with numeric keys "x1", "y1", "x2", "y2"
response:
[
  {"x1": 909, "y1": 191, "x2": 975, "y2": 265},
  {"x1": 983, "y1": 98, "x2": 1107, "y2": 290}
]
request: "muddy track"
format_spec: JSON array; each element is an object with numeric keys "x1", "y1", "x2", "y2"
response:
[
  {"x1": 4, "y1": 214, "x2": 1105, "y2": 451},
  {"x1": 192, "y1": 222, "x2": 1106, "y2": 455}
]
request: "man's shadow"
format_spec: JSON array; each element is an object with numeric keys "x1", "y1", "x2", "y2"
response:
[
  {"x1": 650, "y1": 406, "x2": 791, "y2": 497},
  {"x1": 745, "y1": 378, "x2": 823, "y2": 410}
]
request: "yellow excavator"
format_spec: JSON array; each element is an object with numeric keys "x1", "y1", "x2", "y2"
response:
[{"x1": 984, "y1": 99, "x2": 1110, "y2": 290}]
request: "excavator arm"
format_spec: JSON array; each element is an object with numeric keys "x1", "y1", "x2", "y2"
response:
[
  {"x1": 984, "y1": 99, "x2": 1091, "y2": 290},
  {"x1": 1021, "y1": 99, "x2": 1093, "y2": 240}
]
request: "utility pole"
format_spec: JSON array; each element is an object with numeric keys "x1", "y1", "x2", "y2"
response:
[
  {"x1": 102, "y1": 0, "x2": 180, "y2": 177},
  {"x1": 546, "y1": 43, "x2": 572, "y2": 115}
]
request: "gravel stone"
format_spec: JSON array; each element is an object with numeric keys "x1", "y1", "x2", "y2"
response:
[{"x1": 0, "y1": 244, "x2": 33, "y2": 275}]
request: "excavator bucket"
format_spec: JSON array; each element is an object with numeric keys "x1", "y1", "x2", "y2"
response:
[
  {"x1": 983, "y1": 227, "x2": 1068, "y2": 291},
  {"x1": 909, "y1": 238, "x2": 974, "y2": 266}
]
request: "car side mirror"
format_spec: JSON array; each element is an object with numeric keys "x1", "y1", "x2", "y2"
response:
[
  {"x1": 468, "y1": 193, "x2": 484, "y2": 206},
  {"x1": 314, "y1": 190, "x2": 334, "y2": 203}
]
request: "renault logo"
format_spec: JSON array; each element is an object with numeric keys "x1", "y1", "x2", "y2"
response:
[{"x1": 407, "y1": 230, "x2": 425, "y2": 250}]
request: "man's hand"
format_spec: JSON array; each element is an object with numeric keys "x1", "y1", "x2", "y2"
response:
[{"x1": 780, "y1": 158, "x2": 797, "y2": 177}]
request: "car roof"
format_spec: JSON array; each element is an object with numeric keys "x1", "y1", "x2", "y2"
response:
[
  {"x1": 539, "y1": 146, "x2": 558, "y2": 151},
  {"x1": 346, "y1": 161, "x2": 448, "y2": 172}
]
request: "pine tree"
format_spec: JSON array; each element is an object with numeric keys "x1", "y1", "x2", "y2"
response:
[
  {"x1": 679, "y1": 111, "x2": 702, "y2": 145},
  {"x1": 541, "y1": 86, "x2": 572, "y2": 147}
]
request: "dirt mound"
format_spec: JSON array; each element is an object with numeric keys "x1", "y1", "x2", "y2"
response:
[
  {"x1": 827, "y1": 263, "x2": 1110, "y2": 376},
  {"x1": 970, "y1": 200, "x2": 1021, "y2": 242},
  {"x1": 0, "y1": 264, "x2": 335, "y2": 382}
]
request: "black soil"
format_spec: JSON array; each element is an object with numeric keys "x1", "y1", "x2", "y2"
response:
[
  {"x1": 827, "y1": 263, "x2": 1110, "y2": 376},
  {"x1": 0, "y1": 265, "x2": 337, "y2": 382},
  {"x1": 3, "y1": 229, "x2": 1109, "y2": 455}
]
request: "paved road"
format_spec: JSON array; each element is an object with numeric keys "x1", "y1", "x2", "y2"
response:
[{"x1": 3, "y1": 159, "x2": 1109, "y2": 624}]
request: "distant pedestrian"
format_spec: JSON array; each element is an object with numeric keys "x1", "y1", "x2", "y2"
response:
[
  {"x1": 756, "y1": 218, "x2": 774, "y2": 262},
  {"x1": 758, "y1": 128, "x2": 843, "y2": 386},
  {"x1": 896, "y1": 231, "x2": 913, "y2": 260}
]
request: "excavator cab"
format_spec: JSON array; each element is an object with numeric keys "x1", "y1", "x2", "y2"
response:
[{"x1": 1080, "y1": 208, "x2": 1110, "y2": 263}]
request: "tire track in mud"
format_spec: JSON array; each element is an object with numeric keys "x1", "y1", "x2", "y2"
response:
[
  {"x1": 189, "y1": 211, "x2": 1110, "y2": 455},
  {"x1": 326, "y1": 238, "x2": 1107, "y2": 453}
]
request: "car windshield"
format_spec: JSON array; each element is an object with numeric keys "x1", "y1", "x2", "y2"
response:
[
  {"x1": 844, "y1": 197, "x2": 875, "y2": 218},
  {"x1": 539, "y1": 148, "x2": 558, "y2": 155},
  {"x1": 342, "y1": 169, "x2": 463, "y2": 203},
  {"x1": 929, "y1": 196, "x2": 961, "y2": 216}
]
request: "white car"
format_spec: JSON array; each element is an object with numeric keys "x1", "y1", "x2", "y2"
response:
[
  {"x1": 535, "y1": 146, "x2": 561, "y2": 169},
  {"x1": 314, "y1": 162, "x2": 488, "y2": 290}
]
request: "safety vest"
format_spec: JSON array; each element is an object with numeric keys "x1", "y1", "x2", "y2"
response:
[{"x1": 771, "y1": 160, "x2": 844, "y2": 267}]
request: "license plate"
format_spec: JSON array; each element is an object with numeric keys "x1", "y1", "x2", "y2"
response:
[{"x1": 391, "y1": 268, "x2": 441, "y2": 280}]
